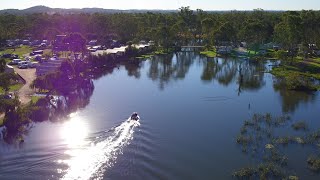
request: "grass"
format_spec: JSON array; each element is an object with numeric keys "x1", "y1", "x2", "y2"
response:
[
  {"x1": 31, "y1": 96, "x2": 43, "y2": 104},
  {"x1": 0, "y1": 45, "x2": 33, "y2": 58},
  {"x1": 154, "y1": 50, "x2": 169, "y2": 55},
  {"x1": 271, "y1": 62, "x2": 320, "y2": 80},
  {"x1": 271, "y1": 55, "x2": 320, "y2": 84},
  {"x1": 200, "y1": 50, "x2": 217, "y2": 58},
  {"x1": 136, "y1": 54, "x2": 154, "y2": 59},
  {"x1": 248, "y1": 50, "x2": 259, "y2": 55},
  {"x1": 0, "y1": 83, "x2": 23, "y2": 94},
  {"x1": 0, "y1": 116, "x2": 3, "y2": 127}
]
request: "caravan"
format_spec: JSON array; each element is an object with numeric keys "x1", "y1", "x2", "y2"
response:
[{"x1": 18, "y1": 61, "x2": 29, "y2": 69}]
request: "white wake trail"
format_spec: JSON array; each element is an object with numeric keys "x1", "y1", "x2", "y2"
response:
[{"x1": 61, "y1": 119, "x2": 140, "y2": 180}]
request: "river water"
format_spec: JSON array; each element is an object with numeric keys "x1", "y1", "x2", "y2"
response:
[{"x1": 0, "y1": 52, "x2": 320, "y2": 179}]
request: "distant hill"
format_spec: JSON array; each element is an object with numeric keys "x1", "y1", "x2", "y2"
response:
[
  {"x1": 0, "y1": 5, "x2": 178, "y2": 15},
  {"x1": 0, "y1": 6, "x2": 285, "y2": 15}
]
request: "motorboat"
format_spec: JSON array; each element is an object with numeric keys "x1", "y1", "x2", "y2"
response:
[{"x1": 130, "y1": 112, "x2": 139, "y2": 121}]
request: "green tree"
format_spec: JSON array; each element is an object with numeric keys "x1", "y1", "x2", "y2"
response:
[
  {"x1": 274, "y1": 11, "x2": 302, "y2": 60},
  {"x1": 0, "y1": 58, "x2": 6, "y2": 73},
  {"x1": 64, "y1": 33, "x2": 87, "y2": 54},
  {"x1": 0, "y1": 73, "x2": 19, "y2": 93},
  {"x1": 201, "y1": 17, "x2": 216, "y2": 48}
]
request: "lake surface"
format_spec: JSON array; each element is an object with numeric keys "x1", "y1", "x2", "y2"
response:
[{"x1": 1, "y1": 52, "x2": 320, "y2": 179}]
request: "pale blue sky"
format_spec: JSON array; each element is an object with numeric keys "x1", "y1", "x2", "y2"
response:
[{"x1": 1, "y1": 0, "x2": 319, "y2": 10}]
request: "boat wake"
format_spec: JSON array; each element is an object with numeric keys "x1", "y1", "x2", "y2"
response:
[{"x1": 61, "y1": 119, "x2": 140, "y2": 180}]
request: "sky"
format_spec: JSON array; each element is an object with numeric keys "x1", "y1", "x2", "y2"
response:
[{"x1": 1, "y1": 0, "x2": 320, "y2": 10}]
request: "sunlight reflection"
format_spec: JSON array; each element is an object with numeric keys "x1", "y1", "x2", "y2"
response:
[
  {"x1": 61, "y1": 119, "x2": 140, "y2": 180},
  {"x1": 60, "y1": 113, "x2": 89, "y2": 147}
]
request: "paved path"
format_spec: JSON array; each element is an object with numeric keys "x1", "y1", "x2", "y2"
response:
[{"x1": 13, "y1": 67, "x2": 36, "y2": 104}]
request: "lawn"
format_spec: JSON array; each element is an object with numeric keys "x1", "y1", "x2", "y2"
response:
[
  {"x1": 0, "y1": 117, "x2": 3, "y2": 127},
  {"x1": 248, "y1": 50, "x2": 259, "y2": 55},
  {"x1": 136, "y1": 54, "x2": 154, "y2": 59},
  {"x1": 0, "y1": 83, "x2": 23, "y2": 94},
  {"x1": 31, "y1": 96, "x2": 44, "y2": 104},
  {"x1": 271, "y1": 54, "x2": 320, "y2": 89},
  {"x1": 200, "y1": 50, "x2": 217, "y2": 58},
  {"x1": 271, "y1": 62, "x2": 320, "y2": 80},
  {"x1": 0, "y1": 45, "x2": 33, "y2": 58},
  {"x1": 154, "y1": 50, "x2": 169, "y2": 55}
]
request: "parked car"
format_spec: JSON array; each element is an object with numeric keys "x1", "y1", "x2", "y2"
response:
[
  {"x1": 28, "y1": 62, "x2": 39, "y2": 68},
  {"x1": 39, "y1": 43, "x2": 47, "y2": 48},
  {"x1": 10, "y1": 54, "x2": 19, "y2": 59},
  {"x1": 22, "y1": 40, "x2": 30, "y2": 45},
  {"x1": 42, "y1": 40, "x2": 49, "y2": 45},
  {"x1": 31, "y1": 40, "x2": 41, "y2": 46},
  {"x1": 8, "y1": 58, "x2": 22, "y2": 65},
  {"x1": 88, "y1": 40, "x2": 98, "y2": 46},
  {"x1": 0, "y1": 94, "x2": 12, "y2": 99},
  {"x1": 33, "y1": 50, "x2": 44, "y2": 55},
  {"x1": 89, "y1": 48, "x2": 97, "y2": 52},
  {"x1": 34, "y1": 55, "x2": 42, "y2": 61},
  {"x1": 18, "y1": 61, "x2": 29, "y2": 69},
  {"x1": 2, "y1": 53, "x2": 12, "y2": 58}
]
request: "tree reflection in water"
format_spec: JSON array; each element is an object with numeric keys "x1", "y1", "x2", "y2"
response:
[
  {"x1": 273, "y1": 79, "x2": 317, "y2": 113},
  {"x1": 148, "y1": 52, "x2": 194, "y2": 90},
  {"x1": 201, "y1": 57, "x2": 266, "y2": 95},
  {"x1": 2, "y1": 78, "x2": 94, "y2": 143}
]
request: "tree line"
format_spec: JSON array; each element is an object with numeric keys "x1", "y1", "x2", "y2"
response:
[{"x1": 1, "y1": 7, "x2": 320, "y2": 53}]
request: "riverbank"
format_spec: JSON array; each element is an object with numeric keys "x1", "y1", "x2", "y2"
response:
[
  {"x1": 200, "y1": 50, "x2": 217, "y2": 57},
  {"x1": 270, "y1": 58, "x2": 320, "y2": 91},
  {"x1": 0, "y1": 114, "x2": 3, "y2": 126}
]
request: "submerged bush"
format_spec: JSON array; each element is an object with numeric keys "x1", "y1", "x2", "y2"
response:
[
  {"x1": 288, "y1": 176, "x2": 299, "y2": 180},
  {"x1": 292, "y1": 121, "x2": 308, "y2": 131},
  {"x1": 232, "y1": 167, "x2": 256, "y2": 179},
  {"x1": 233, "y1": 113, "x2": 320, "y2": 178},
  {"x1": 236, "y1": 135, "x2": 252, "y2": 145},
  {"x1": 307, "y1": 156, "x2": 320, "y2": 172},
  {"x1": 232, "y1": 163, "x2": 285, "y2": 179}
]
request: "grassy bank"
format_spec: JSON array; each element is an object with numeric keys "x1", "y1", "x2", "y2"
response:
[
  {"x1": 31, "y1": 96, "x2": 43, "y2": 104},
  {"x1": 0, "y1": 83, "x2": 23, "y2": 94},
  {"x1": 0, "y1": 116, "x2": 3, "y2": 127},
  {"x1": 271, "y1": 59, "x2": 320, "y2": 91},
  {"x1": 271, "y1": 60, "x2": 320, "y2": 80},
  {"x1": 200, "y1": 50, "x2": 217, "y2": 58},
  {"x1": 154, "y1": 49, "x2": 171, "y2": 55}
]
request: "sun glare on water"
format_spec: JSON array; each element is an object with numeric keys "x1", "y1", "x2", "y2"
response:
[
  {"x1": 60, "y1": 113, "x2": 89, "y2": 147},
  {"x1": 59, "y1": 113, "x2": 140, "y2": 180}
]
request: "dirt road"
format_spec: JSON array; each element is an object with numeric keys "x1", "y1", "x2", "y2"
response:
[{"x1": 13, "y1": 67, "x2": 36, "y2": 104}]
